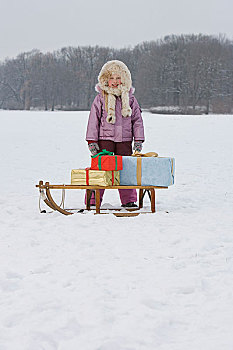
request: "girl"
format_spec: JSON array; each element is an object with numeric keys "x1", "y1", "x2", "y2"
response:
[{"x1": 86, "y1": 60, "x2": 145, "y2": 207}]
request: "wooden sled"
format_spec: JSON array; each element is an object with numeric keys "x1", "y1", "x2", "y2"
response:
[{"x1": 36, "y1": 181, "x2": 168, "y2": 216}]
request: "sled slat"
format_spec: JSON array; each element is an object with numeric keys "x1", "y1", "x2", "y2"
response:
[
  {"x1": 36, "y1": 184, "x2": 167, "y2": 190},
  {"x1": 113, "y1": 212, "x2": 140, "y2": 217}
]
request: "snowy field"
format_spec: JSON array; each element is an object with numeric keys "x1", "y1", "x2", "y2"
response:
[{"x1": 1, "y1": 110, "x2": 233, "y2": 350}]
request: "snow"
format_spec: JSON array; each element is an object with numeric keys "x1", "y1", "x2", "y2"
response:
[{"x1": 1, "y1": 110, "x2": 233, "y2": 350}]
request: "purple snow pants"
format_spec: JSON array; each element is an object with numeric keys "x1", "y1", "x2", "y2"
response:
[{"x1": 85, "y1": 140, "x2": 137, "y2": 206}]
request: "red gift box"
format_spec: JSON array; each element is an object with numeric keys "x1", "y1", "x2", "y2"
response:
[{"x1": 91, "y1": 149, "x2": 123, "y2": 171}]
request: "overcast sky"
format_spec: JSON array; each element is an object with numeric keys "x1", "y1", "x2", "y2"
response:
[{"x1": 1, "y1": 0, "x2": 232, "y2": 61}]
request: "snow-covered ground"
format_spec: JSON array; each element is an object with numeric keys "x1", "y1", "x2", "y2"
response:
[{"x1": 1, "y1": 110, "x2": 233, "y2": 350}]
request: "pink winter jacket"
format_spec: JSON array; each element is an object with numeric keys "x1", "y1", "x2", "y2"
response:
[{"x1": 86, "y1": 87, "x2": 145, "y2": 143}]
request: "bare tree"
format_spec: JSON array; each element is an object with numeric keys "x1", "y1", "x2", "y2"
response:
[{"x1": 0, "y1": 35, "x2": 232, "y2": 113}]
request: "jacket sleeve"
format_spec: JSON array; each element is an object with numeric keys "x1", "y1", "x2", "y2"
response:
[
  {"x1": 86, "y1": 95, "x2": 102, "y2": 142},
  {"x1": 131, "y1": 97, "x2": 145, "y2": 142}
]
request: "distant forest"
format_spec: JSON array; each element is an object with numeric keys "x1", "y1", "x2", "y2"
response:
[{"x1": 0, "y1": 34, "x2": 233, "y2": 114}]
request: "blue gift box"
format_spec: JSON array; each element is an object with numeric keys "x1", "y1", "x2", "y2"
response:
[{"x1": 120, "y1": 156, "x2": 175, "y2": 187}]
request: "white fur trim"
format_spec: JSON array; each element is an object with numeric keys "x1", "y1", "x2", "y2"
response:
[
  {"x1": 107, "y1": 94, "x2": 116, "y2": 124},
  {"x1": 95, "y1": 84, "x2": 100, "y2": 93},
  {"x1": 122, "y1": 107, "x2": 132, "y2": 117},
  {"x1": 121, "y1": 89, "x2": 132, "y2": 117},
  {"x1": 106, "y1": 115, "x2": 116, "y2": 124}
]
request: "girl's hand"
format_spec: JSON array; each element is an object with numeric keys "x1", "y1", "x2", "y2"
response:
[
  {"x1": 133, "y1": 141, "x2": 143, "y2": 153},
  {"x1": 88, "y1": 142, "x2": 99, "y2": 156}
]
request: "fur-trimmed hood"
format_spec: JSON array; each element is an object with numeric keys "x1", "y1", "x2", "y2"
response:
[
  {"x1": 97, "y1": 60, "x2": 132, "y2": 93},
  {"x1": 95, "y1": 84, "x2": 135, "y2": 97},
  {"x1": 95, "y1": 60, "x2": 133, "y2": 124}
]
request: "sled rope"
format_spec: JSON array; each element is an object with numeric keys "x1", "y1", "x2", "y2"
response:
[
  {"x1": 59, "y1": 187, "x2": 66, "y2": 209},
  {"x1": 39, "y1": 187, "x2": 66, "y2": 213},
  {"x1": 38, "y1": 189, "x2": 54, "y2": 213},
  {"x1": 39, "y1": 189, "x2": 45, "y2": 212}
]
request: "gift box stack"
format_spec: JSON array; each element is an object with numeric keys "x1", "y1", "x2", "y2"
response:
[
  {"x1": 71, "y1": 150, "x2": 122, "y2": 186},
  {"x1": 71, "y1": 150, "x2": 175, "y2": 187}
]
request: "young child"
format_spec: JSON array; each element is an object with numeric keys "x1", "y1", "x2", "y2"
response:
[{"x1": 86, "y1": 60, "x2": 145, "y2": 207}]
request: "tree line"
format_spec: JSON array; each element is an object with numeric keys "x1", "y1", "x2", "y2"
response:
[{"x1": 0, "y1": 34, "x2": 233, "y2": 114}]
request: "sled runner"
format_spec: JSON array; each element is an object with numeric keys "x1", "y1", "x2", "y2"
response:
[{"x1": 36, "y1": 181, "x2": 168, "y2": 216}]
